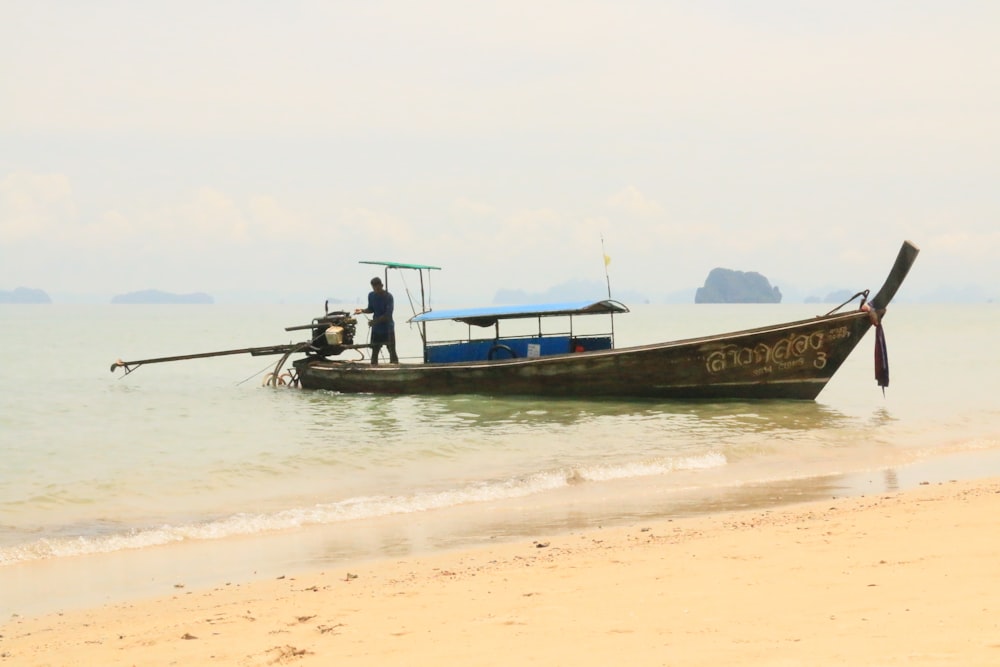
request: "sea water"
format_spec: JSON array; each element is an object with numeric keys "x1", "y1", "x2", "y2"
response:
[{"x1": 1, "y1": 302, "x2": 998, "y2": 616}]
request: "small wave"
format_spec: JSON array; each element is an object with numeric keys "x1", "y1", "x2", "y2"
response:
[
  {"x1": 955, "y1": 436, "x2": 1000, "y2": 452},
  {"x1": 0, "y1": 451, "x2": 727, "y2": 566},
  {"x1": 571, "y1": 452, "x2": 726, "y2": 482}
]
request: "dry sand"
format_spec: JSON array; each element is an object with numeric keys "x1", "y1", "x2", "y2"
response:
[{"x1": 3, "y1": 477, "x2": 999, "y2": 666}]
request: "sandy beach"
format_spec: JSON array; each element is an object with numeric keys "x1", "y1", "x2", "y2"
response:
[{"x1": 3, "y1": 476, "x2": 999, "y2": 666}]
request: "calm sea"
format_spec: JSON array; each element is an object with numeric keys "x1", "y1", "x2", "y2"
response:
[{"x1": 2, "y1": 302, "x2": 998, "y2": 616}]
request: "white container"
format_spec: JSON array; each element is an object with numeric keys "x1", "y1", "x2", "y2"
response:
[{"x1": 324, "y1": 325, "x2": 344, "y2": 345}]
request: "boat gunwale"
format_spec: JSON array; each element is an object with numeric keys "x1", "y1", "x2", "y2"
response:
[{"x1": 302, "y1": 308, "x2": 873, "y2": 372}]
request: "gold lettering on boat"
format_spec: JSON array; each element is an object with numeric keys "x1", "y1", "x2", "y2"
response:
[
  {"x1": 705, "y1": 331, "x2": 826, "y2": 375},
  {"x1": 827, "y1": 325, "x2": 850, "y2": 341}
]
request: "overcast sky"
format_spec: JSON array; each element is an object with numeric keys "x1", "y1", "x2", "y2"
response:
[{"x1": 2, "y1": 1, "x2": 998, "y2": 304}]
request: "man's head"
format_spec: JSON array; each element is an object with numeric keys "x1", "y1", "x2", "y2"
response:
[{"x1": 370, "y1": 277, "x2": 384, "y2": 292}]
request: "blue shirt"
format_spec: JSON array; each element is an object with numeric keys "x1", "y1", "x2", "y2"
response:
[{"x1": 367, "y1": 290, "x2": 395, "y2": 337}]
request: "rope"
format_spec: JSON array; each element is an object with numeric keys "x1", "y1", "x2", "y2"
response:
[
  {"x1": 237, "y1": 358, "x2": 288, "y2": 386},
  {"x1": 395, "y1": 268, "x2": 419, "y2": 321},
  {"x1": 824, "y1": 289, "x2": 870, "y2": 316},
  {"x1": 237, "y1": 325, "x2": 330, "y2": 386},
  {"x1": 236, "y1": 340, "x2": 311, "y2": 386}
]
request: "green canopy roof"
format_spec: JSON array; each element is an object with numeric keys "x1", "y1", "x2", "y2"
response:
[{"x1": 359, "y1": 260, "x2": 442, "y2": 271}]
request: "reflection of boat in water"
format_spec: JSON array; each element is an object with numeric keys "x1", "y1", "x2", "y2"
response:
[
  {"x1": 112, "y1": 241, "x2": 918, "y2": 401},
  {"x1": 327, "y1": 392, "x2": 860, "y2": 433}
]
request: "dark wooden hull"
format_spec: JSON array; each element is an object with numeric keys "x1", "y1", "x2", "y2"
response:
[{"x1": 293, "y1": 309, "x2": 878, "y2": 400}]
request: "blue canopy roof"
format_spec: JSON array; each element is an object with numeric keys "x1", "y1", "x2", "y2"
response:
[{"x1": 409, "y1": 299, "x2": 629, "y2": 327}]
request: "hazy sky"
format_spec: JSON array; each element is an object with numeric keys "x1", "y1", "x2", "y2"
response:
[{"x1": 2, "y1": 1, "x2": 998, "y2": 304}]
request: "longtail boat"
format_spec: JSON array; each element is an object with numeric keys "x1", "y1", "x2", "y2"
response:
[{"x1": 112, "y1": 241, "x2": 918, "y2": 400}]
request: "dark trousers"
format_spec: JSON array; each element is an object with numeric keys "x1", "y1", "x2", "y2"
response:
[{"x1": 371, "y1": 330, "x2": 398, "y2": 364}]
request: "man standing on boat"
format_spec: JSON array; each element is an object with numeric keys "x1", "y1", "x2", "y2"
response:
[{"x1": 354, "y1": 277, "x2": 399, "y2": 364}]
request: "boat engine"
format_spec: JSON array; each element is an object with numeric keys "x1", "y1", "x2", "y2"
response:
[{"x1": 308, "y1": 311, "x2": 357, "y2": 357}]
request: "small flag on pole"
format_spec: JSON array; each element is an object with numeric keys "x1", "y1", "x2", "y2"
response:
[{"x1": 601, "y1": 235, "x2": 612, "y2": 298}]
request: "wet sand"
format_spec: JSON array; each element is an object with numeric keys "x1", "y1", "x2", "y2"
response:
[{"x1": 4, "y1": 475, "x2": 999, "y2": 666}]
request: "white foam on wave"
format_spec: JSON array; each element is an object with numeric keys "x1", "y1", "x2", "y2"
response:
[
  {"x1": 575, "y1": 452, "x2": 726, "y2": 482},
  {"x1": 0, "y1": 451, "x2": 727, "y2": 565}
]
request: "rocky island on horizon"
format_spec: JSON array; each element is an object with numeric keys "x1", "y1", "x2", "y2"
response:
[
  {"x1": 0, "y1": 287, "x2": 52, "y2": 304},
  {"x1": 695, "y1": 268, "x2": 782, "y2": 304}
]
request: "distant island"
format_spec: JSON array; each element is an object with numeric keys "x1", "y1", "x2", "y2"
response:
[
  {"x1": 111, "y1": 289, "x2": 214, "y2": 304},
  {"x1": 804, "y1": 289, "x2": 855, "y2": 304},
  {"x1": 0, "y1": 287, "x2": 52, "y2": 304},
  {"x1": 695, "y1": 269, "x2": 782, "y2": 304}
]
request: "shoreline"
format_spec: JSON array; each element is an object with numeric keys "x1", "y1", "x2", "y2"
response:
[
  {"x1": 4, "y1": 446, "x2": 1000, "y2": 622},
  {"x1": 4, "y1": 467, "x2": 1000, "y2": 664}
]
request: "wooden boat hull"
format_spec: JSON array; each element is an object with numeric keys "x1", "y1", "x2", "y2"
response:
[{"x1": 293, "y1": 309, "x2": 878, "y2": 400}]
